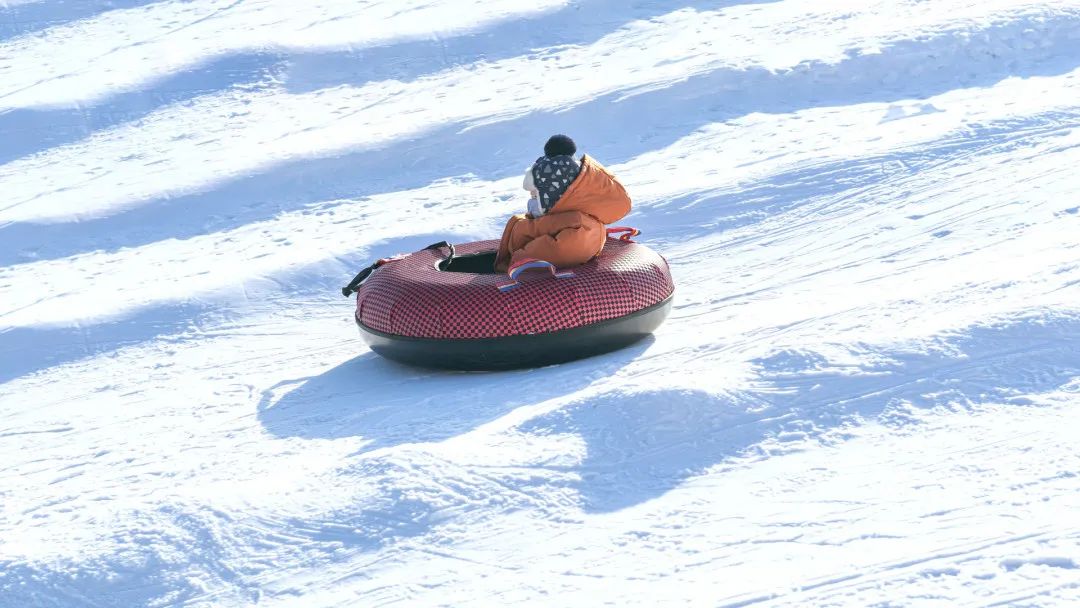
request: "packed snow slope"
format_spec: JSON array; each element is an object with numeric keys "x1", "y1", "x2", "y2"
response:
[{"x1": 2, "y1": 0, "x2": 1080, "y2": 606}]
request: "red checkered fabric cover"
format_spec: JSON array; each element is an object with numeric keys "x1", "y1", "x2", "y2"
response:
[{"x1": 355, "y1": 238, "x2": 674, "y2": 339}]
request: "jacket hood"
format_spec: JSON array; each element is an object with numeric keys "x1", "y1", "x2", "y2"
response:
[{"x1": 548, "y1": 155, "x2": 631, "y2": 224}]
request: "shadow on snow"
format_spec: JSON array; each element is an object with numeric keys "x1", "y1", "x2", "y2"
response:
[
  {"x1": 256, "y1": 337, "x2": 653, "y2": 449},
  {"x1": 517, "y1": 313, "x2": 1080, "y2": 512},
  {"x1": 3, "y1": 12, "x2": 1079, "y2": 267},
  {"x1": 0, "y1": 52, "x2": 284, "y2": 166},
  {"x1": 0, "y1": 0, "x2": 161, "y2": 43},
  {"x1": 4, "y1": 113, "x2": 1076, "y2": 386},
  {"x1": 0, "y1": 232, "x2": 451, "y2": 386},
  {"x1": 279, "y1": 0, "x2": 784, "y2": 95},
  {"x1": 0, "y1": 0, "x2": 778, "y2": 166},
  {"x1": 628, "y1": 111, "x2": 1080, "y2": 248}
]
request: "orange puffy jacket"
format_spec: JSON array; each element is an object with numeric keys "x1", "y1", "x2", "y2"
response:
[{"x1": 494, "y1": 155, "x2": 631, "y2": 273}]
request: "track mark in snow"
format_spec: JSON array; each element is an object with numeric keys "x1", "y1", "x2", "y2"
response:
[
  {"x1": 0, "y1": 425, "x2": 73, "y2": 438},
  {"x1": 721, "y1": 531, "x2": 1066, "y2": 607}
]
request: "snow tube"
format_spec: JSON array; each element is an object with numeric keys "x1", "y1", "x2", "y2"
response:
[{"x1": 342, "y1": 230, "x2": 674, "y2": 370}]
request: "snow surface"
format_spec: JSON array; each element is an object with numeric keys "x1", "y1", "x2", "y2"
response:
[{"x1": 2, "y1": 0, "x2": 1080, "y2": 606}]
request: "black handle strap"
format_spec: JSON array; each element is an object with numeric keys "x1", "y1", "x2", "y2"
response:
[
  {"x1": 341, "y1": 262, "x2": 379, "y2": 297},
  {"x1": 424, "y1": 240, "x2": 456, "y2": 263},
  {"x1": 341, "y1": 241, "x2": 456, "y2": 297}
]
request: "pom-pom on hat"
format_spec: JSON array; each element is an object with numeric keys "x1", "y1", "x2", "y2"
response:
[{"x1": 544, "y1": 134, "x2": 576, "y2": 157}]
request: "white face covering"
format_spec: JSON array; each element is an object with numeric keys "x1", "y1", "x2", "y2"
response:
[
  {"x1": 522, "y1": 166, "x2": 540, "y2": 199},
  {"x1": 523, "y1": 167, "x2": 543, "y2": 217}
]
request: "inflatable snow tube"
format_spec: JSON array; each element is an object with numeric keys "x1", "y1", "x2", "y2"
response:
[{"x1": 344, "y1": 234, "x2": 674, "y2": 370}]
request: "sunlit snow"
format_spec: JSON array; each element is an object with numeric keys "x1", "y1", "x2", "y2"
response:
[{"x1": 1, "y1": 0, "x2": 1079, "y2": 606}]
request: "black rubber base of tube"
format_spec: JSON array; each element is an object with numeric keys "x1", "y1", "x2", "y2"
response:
[{"x1": 357, "y1": 296, "x2": 672, "y2": 371}]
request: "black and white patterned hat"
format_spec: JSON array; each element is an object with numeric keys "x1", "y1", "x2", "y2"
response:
[{"x1": 531, "y1": 154, "x2": 581, "y2": 212}]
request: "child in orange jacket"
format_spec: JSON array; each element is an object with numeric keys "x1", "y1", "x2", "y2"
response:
[{"x1": 495, "y1": 135, "x2": 632, "y2": 273}]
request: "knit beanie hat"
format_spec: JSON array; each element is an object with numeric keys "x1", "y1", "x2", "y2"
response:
[
  {"x1": 544, "y1": 134, "x2": 576, "y2": 157},
  {"x1": 531, "y1": 154, "x2": 581, "y2": 212}
]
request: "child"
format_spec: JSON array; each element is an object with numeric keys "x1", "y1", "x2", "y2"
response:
[{"x1": 495, "y1": 135, "x2": 631, "y2": 273}]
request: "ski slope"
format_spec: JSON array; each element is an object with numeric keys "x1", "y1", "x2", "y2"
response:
[{"x1": 1, "y1": 0, "x2": 1079, "y2": 606}]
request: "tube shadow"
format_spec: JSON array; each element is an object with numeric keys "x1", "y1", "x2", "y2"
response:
[
  {"x1": 4, "y1": 12, "x2": 1078, "y2": 267},
  {"x1": 516, "y1": 313, "x2": 1080, "y2": 513},
  {"x1": 256, "y1": 336, "x2": 654, "y2": 450},
  {"x1": 251, "y1": 338, "x2": 656, "y2": 564}
]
